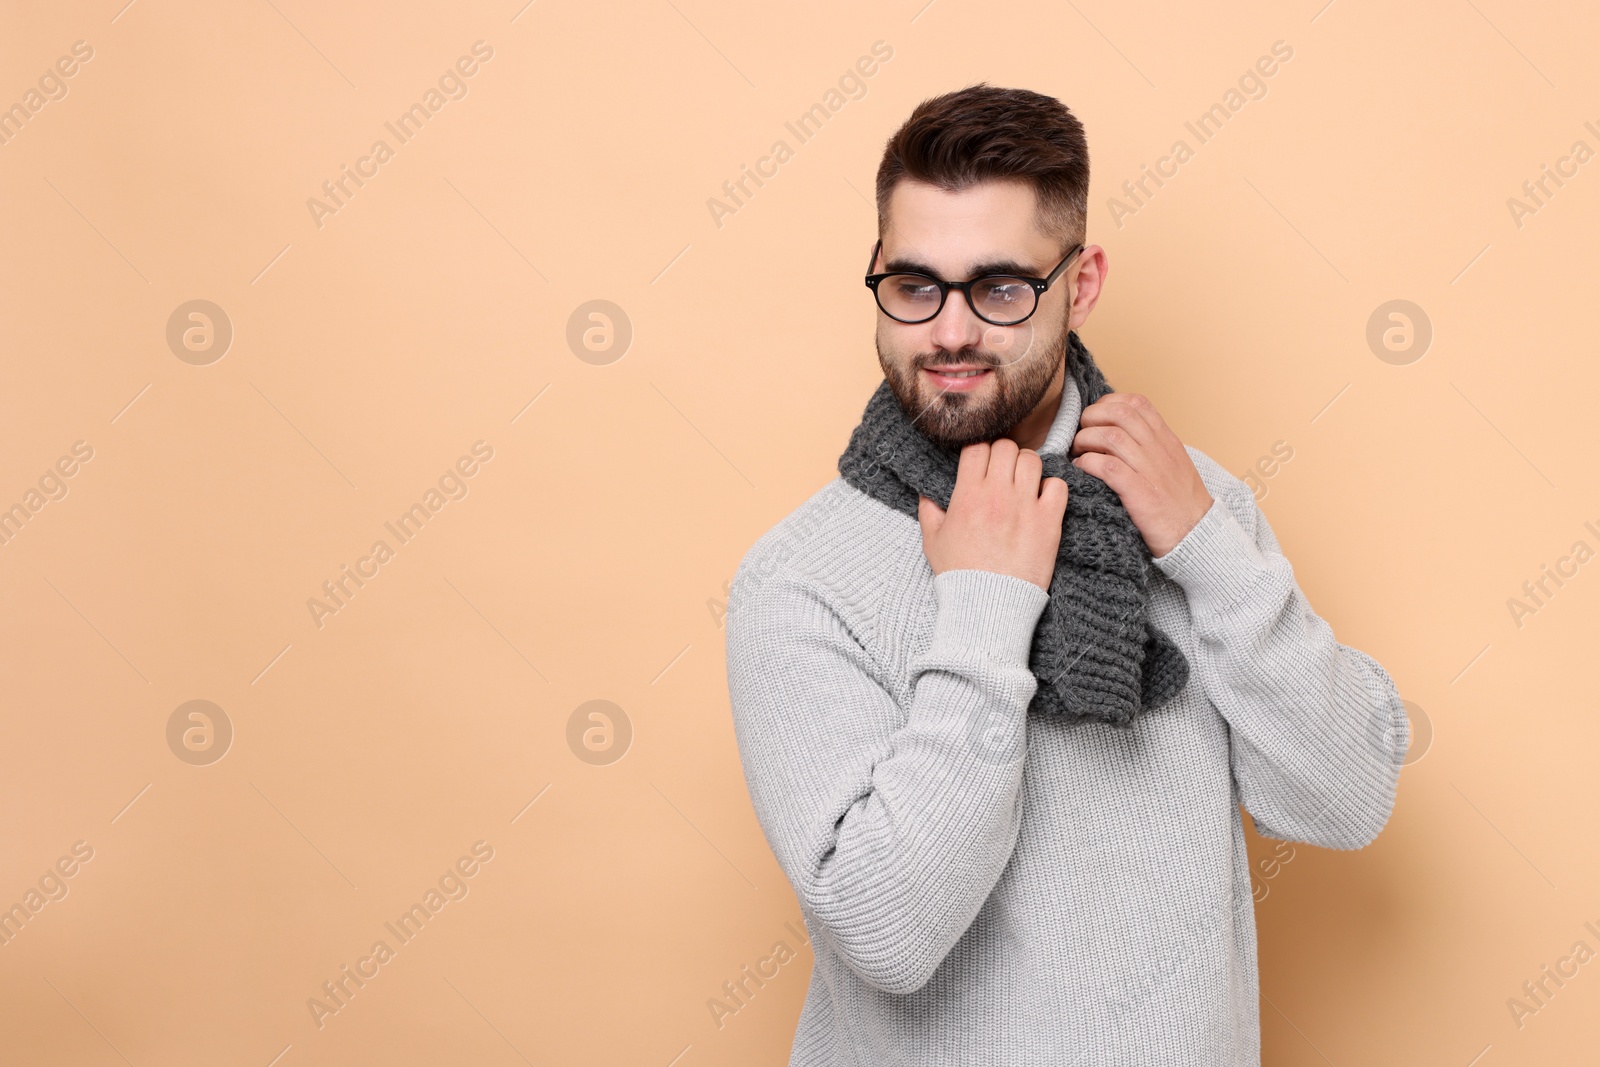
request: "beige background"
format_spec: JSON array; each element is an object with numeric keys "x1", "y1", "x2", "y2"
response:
[{"x1": 1, "y1": 0, "x2": 1597, "y2": 1063}]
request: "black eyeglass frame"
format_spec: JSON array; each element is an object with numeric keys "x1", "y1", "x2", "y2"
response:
[{"x1": 864, "y1": 239, "x2": 1086, "y2": 326}]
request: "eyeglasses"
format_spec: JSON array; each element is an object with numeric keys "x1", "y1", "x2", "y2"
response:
[{"x1": 864, "y1": 239, "x2": 1084, "y2": 326}]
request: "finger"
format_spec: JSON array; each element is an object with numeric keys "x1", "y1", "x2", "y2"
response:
[
  {"x1": 1121, "y1": 393, "x2": 1170, "y2": 437},
  {"x1": 1110, "y1": 393, "x2": 1192, "y2": 468},
  {"x1": 1077, "y1": 394, "x2": 1156, "y2": 451},
  {"x1": 1013, "y1": 446, "x2": 1043, "y2": 489},
  {"x1": 1039, "y1": 474, "x2": 1069, "y2": 517},
  {"x1": 957, "y1": 441, "x2": 991, "y2": 483},
  {"x1": 1071, "y1": 449, "x2": 1123, "y2": 489},
  {"x1": 1071, "y1": 425, "x2": 1143, "y2": 472},
  {"x1": 917, "y1": 494, "x2": 945, "y2": 535},
  {"x1": 986, "y1": 437, "x2": 1020, "y2": 483}
]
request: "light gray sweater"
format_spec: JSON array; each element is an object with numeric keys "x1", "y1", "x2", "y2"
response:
[{"x1": 724, "y1": 380, "x2": 1409, "y2": 1066}]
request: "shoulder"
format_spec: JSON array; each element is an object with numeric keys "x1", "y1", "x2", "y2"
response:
[{"x1": 729, "y1": 477, "x2": 918, "y2": 631}]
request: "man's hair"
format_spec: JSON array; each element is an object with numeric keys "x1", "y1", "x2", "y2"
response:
[{"x1": 875, "y1": 82, "x2": 1089, "y2": 251}]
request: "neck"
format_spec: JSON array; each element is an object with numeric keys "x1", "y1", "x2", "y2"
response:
[{"x1": 1004, "y1": 355, "x2": 1066, "y2": 452}]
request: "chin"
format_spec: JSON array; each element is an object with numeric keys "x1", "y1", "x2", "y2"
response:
[{"x1": 914, "y1": 410, "x2": 999, "y2": 450}]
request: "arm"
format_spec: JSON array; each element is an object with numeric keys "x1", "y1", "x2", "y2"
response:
[
  {"x1": 1151, "y1": 452, "x2": 1410, "y2": 850},
  {"x1": 725, "y1": 562, "x2": 1048, "y2": 995}
]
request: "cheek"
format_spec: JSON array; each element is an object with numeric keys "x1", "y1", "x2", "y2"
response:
[
  {"x1": 983, "y1": 325, "x2": 1015, "y2": 354},
  {"x1": 985, "y1": 323, "x2": 1040, "y2": 366},
  {"x1": 877, "y1": 323, "x2": 923, "y2": 364}
]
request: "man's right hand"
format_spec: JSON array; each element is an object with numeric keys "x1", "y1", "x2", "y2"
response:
[{"x1": 917, "y1": 439, "x2": 1069, "y2": 593}]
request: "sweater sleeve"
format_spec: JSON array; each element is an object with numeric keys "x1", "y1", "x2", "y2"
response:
[
  {"x1": 1150, "y1": 452, "x2": 1410, "y2": 850},
  {"x1": 725, "y1": 560, "x2": 1049, "y2": 995}
]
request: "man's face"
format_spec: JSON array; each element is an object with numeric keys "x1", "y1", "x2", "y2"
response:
[{"x1": 873, "y1": 178, "x2": 1076, "y2": 451}]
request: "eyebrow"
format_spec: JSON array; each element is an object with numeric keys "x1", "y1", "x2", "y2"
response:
[{"x1": 882, "y1": 253, "x2": 1044, "y2": 279}]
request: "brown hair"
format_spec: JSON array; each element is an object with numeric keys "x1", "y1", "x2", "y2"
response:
[{"x1": 875, "y1": 82, "x2": 1089, "y2": 249}]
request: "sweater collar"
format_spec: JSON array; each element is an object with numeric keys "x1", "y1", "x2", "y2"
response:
[{"x1": 1037, "y1": 366, "x2": 1083, "y2": 459}]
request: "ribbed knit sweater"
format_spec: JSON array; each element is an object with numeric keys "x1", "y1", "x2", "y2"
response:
[{"x1": 724, "y1": 379, "x2": 1409, "y2": 1066}]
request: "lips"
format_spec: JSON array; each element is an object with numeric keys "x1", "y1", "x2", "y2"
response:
[{"x1": 922, "y1": 364, "x2": 994, "y2": 392}]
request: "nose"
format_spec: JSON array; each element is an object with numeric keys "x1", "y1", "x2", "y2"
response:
[{"x1": 927, "y1": 286, "x2": 986, "y2": 353}]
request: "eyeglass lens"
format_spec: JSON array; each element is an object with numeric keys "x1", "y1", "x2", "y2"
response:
[{"x1": 877, "y1": 274, "x2": 1037, "y2": 325}]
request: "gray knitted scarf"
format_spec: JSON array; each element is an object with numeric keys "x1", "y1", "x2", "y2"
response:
[{"x1": 836, "y1": 330, "x2": 1190, "y2": 727}]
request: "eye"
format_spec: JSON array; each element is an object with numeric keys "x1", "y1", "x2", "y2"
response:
[
  {"x1": 891, "y1": 277, "x2": 940, "y2": 300},
  {"x1": 983, "y1": 280, "x2": 1029, "y2": 303}
]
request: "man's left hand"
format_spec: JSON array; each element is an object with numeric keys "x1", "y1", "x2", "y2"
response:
[{"x1": 1069, "y1": 392, "x2": 1214, "y2": 558}]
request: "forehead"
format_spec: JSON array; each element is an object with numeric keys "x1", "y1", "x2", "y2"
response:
[{"x1": 883, "y1": 178, "x2": 1055, "y2": 275}]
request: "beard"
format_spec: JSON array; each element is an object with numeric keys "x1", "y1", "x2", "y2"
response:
[{"x1": 875, "y1": 317, "x2": 1067, "y2": 452}]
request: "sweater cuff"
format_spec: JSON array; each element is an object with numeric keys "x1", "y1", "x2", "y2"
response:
[
  {"x1": 1150, "y1": 496, "x2": 1271, "y2": 622},
  {"x1": 929, "y1": 569, "x2": 1050, "y2": 664}
]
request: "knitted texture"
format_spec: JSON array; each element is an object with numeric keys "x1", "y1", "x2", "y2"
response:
[
  {"x1": 836, "y1": 330, "x2": 1188, "y2": 726},
  {"x1": 725, "y1": 384, "x2": 1409, "y2": 1065}
]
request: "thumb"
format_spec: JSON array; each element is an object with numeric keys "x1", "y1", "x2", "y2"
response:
[{"x1": 917, "y1": 494, "x2": 945, "y2": 537}]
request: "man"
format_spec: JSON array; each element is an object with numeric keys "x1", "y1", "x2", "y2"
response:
[{"x1": 724, "y1": 83, "x2": 1408, "y2": 1066}]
